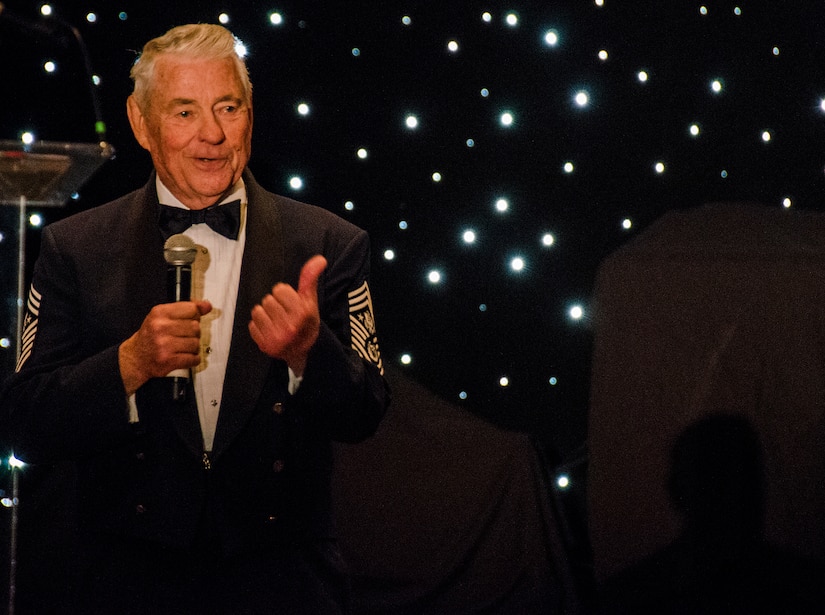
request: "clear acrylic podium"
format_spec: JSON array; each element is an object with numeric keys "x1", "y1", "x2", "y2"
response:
[
  {"x1": 0, "y1": 138, "x2": 114, "y2": 615},
  {"x1": 0, "y1": 139, "x2": 115, "y2": 357}
]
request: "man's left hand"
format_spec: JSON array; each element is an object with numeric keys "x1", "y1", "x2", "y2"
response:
[{"x1": 249, "y1": 255, "x2": 327, "y2": 376}]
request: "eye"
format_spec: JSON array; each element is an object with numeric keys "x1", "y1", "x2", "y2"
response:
[{"x1": 178, "y1": 110, "x2": 191, "y2": 118}]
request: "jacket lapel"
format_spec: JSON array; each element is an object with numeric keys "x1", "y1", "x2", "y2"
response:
[{"x1": 211, "y1": 174, "x2": 286, "y2": 459}]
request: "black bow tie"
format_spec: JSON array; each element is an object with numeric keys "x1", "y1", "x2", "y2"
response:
[{"x1": 158, "y1": 200, "x2": 242, "y2": 240}]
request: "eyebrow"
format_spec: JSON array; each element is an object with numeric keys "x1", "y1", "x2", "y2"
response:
[{"x1": 166, "y1": 95, "x2": 243, "y2": 107}]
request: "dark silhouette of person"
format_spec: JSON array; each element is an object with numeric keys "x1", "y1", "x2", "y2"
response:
[{"x1": 598, "y1": 413, "x2": 825, "y2": 614}]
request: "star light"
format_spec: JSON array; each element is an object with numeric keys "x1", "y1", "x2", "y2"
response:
[
  {"x1": 569, "y1": 305, "x2": 584, "y2": 320},
  {"x1": 544, "y1": 30, "x2": 559, "y2": 47}
]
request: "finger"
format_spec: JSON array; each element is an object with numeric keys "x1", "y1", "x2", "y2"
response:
[
  {"x1": 196, "y1": 300, "x2": 213, "y2": 316},
  {"x1": 161, "y1": 301, "x2": 208, "y2": 321},
  {"x1": 297, "y1": 255, "x2": 327, "y2": 301}
]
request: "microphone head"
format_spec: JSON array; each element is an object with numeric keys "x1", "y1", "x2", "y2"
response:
[{"x1": 163, "y1": 233, "x2": 197, "y2": 266}]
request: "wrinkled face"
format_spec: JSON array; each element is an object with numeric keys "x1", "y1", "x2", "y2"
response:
[{"x1": 127, "y1": 55, "x2": 252, "y2": 210}]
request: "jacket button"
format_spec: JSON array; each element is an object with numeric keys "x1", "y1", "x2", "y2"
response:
[
  {"x1": 273, "y1": 402, "x2": 284, "y2": 415},
  {"x1": 272, "y1": 459, "x2": 285, "y2": 473},
  {"x1": 267, "y1": 515, "x2": 278, "y2": 523},
  {"x1": 135, "y1": 504, "x2": 147, "y2": 515},
  {"x1": 135, "y1": 452, "x2": 145, "y2": 461}
]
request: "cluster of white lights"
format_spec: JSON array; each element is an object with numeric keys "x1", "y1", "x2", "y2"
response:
[{"x1": 6, "y1": 1, "x2": 813, "y2": 416}]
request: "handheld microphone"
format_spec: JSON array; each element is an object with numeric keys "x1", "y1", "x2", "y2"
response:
[{"x1": 163, "y1": 233, "x2": 197, "y2": 401}]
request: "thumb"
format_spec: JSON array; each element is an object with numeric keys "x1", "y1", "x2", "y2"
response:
[{"x1": 298, "y1": 255, "x2": 328, "y2": 300}]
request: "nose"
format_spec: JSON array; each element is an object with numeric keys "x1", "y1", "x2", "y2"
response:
[{"x1": 199, "y1": 112, "x2": 226, "y2": 144}]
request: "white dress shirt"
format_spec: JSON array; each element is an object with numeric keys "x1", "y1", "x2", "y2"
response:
[
  {"x1": 156, "y1": 179, "x2": 247, "y2": 452},
  {"x1": 124, "y1": 178, "x2": 247, "y2": 453}
]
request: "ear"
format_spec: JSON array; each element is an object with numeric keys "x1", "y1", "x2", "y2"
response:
[{"x1": 126, "y1": 94, "x2": 150, "y2": 151}]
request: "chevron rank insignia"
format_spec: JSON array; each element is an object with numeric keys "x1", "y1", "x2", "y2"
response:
[
  {"x1": 15, "y1": 285, "x2": 41, "y2": 372},
  {"x1": 348, "y1": 281, "x2": 383, "y2": 374}
]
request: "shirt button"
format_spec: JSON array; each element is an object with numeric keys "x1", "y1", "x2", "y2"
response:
[
  {"x1": 273, "y1": 402, "x2": 284, "y2": 415},
  {"x1": 210, "y1": 399, "x2": 218, "y2": 407},
  {"x1": 272, "y1": 459, "x2": 285, "y2": 473},
  {"x1": 205, "y1": 346, "x2": 213, "y2": 354}
]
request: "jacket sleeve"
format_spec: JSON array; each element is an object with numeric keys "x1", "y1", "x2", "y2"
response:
[
  {"x1": 293, "y1": 227, "x2": 390, "y2": 443},
  {"x1": 0, "y1": 225, "x2": 132, "y2": 464}
]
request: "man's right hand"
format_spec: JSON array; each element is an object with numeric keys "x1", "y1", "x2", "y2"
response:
[{"x1": 118, "y1": 300, "x2": 212, "y2": 396}]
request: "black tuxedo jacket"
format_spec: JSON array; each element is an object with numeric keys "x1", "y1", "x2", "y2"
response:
[{"x1": 1, "y1": 170, "x2": 389, "y2": 558}]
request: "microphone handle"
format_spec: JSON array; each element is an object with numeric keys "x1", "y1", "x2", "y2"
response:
[
  {"x1": 167, "y1": 264, "x2": 192, "y2": 302},
  {"x1": 167, "y1": 264, "x2": 192, "y2": 401}
]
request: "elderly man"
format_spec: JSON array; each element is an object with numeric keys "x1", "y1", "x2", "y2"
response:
[{"x1": 1, "y1": 23, "x2": 389, "y2": 614}]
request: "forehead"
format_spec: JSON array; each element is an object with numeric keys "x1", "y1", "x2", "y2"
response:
[{"x1": 152, "y1": 55, "x2": 245, "y2": 102}]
